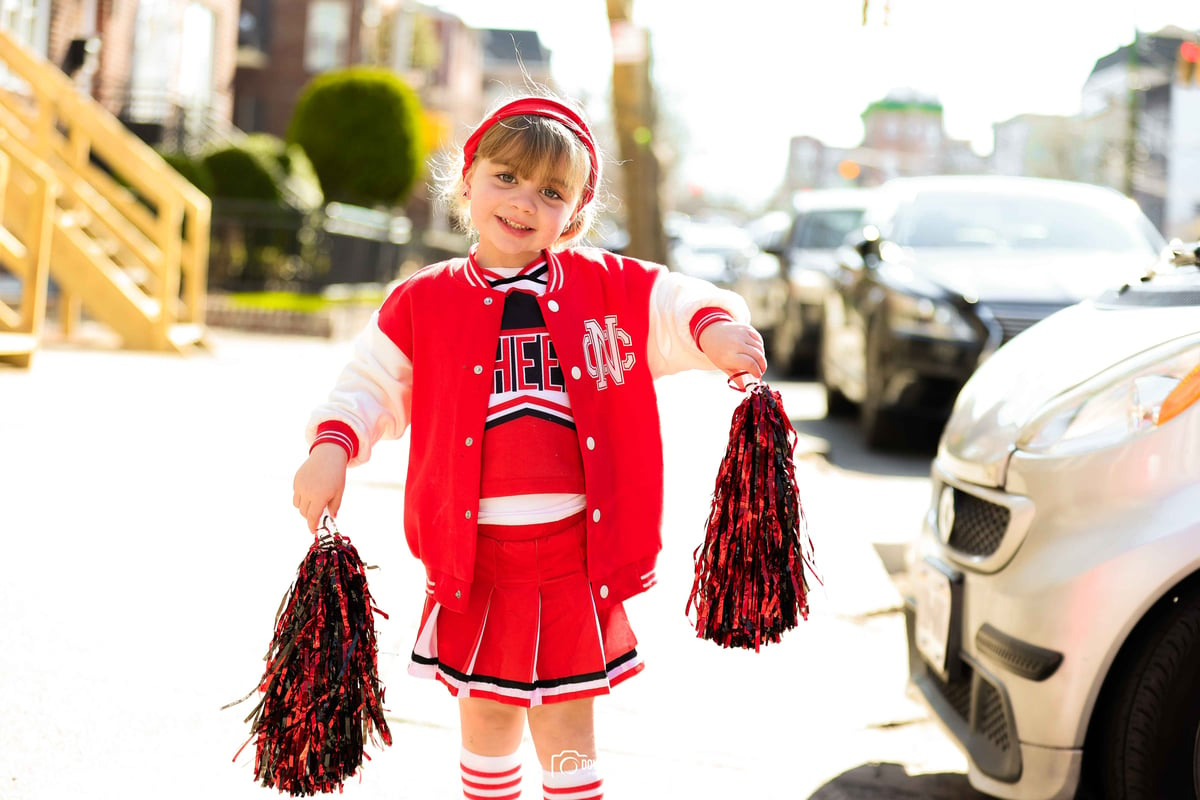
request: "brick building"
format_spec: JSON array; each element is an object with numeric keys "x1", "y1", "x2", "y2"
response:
[
  {"x1": 31, "y1": 0, "x2": 240, "y2": 149},
  {"x1": 232, "y1": 0, "x2": 367, "y2": 136}
]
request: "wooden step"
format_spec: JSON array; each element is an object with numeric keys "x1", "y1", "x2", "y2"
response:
[
  {"x1": 167, "y1": 322, "x2": 205, "y2": 349},
  {"x1": 0, "y1": 330, "x2": 36, "y2": 352},
  {"x1": 0, "y1": 331, "x2": 37, "y2": 365}
]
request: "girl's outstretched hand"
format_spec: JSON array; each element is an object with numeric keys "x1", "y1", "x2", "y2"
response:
[
  {"x1": 293, "y1": 443, "x2": 350, "y2": 533},
  {"x1": 698, "y1": 320, "x2": 768, "y2": 387}
]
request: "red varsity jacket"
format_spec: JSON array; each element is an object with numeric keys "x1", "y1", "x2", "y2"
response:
[{"x1": 307, "y1": 246, "x2": 749, "y2": 613}]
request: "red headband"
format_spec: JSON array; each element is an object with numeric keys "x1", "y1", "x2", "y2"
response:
[{"x1": 461, "y1": 97, "x2": 599, "y2": 209}]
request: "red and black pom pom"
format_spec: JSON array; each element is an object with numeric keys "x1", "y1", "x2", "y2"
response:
[
  {"x1": 230, "y1": 518, "x2": 392, "y2": 795},
  {"x1": 687, "y1": 382, "x2": 819, "y2": 651}
]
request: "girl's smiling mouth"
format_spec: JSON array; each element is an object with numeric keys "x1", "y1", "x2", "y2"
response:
[{"x1": 498, "y1": 216, "x2": 533, "y2": 231}]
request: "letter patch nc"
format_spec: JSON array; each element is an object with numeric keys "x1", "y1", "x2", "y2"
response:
[{"x1": 582, "y1": 315, "x2": 634, "y2": 390}]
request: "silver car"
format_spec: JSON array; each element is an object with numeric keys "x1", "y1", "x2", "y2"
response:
[
  {"x1": 741, "y1": 188, "x2": 875, "y2": 376},
  {"x1": 902, "y1": 241, "x2": 1200, "y2": 799}
]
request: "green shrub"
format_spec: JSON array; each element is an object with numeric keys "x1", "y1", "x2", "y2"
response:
[
  {"x1": 202, "y1": 135, "x2": 325, "y2": 290},
  {"x1": 158, "y1": 150, "x2": 214, "y2": 196},
  {"x1": 287, "y1": 66, "x2": 425, "y2": 208},
  {"x1": 202, "y1": 134, "x2": 323, "y2": 209}
]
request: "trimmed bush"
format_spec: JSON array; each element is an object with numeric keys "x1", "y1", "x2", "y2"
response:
[
  {"x1": 287, "y1": 67, "x2": 425, "y2": 208},
  {"x1": 158, "y1": 150, "x2": 214, "y2": 196},
  {"x1": 202, "y1": 134, "x2": 323, "y2": 209},
  {"x1": 202, "y1": 135, "x2": 324, "y2": 290}
]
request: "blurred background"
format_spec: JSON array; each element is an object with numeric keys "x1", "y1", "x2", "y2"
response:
[{"x1": 0, "y1": 0, "x2": 1198, "y2": 358}]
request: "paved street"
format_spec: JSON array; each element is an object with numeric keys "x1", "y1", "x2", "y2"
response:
[{"x1": 0, "y1": 327, "x2": 991, "y2": 799}]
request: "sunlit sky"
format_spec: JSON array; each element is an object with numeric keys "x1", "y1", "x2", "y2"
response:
[{"x1": 428, "y1": 0, "x2": 1200, "y2": 209}]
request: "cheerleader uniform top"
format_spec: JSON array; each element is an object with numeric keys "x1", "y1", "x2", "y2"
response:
[{"x1": 306, "y1": 245, "x2": 750, "y2": 614}]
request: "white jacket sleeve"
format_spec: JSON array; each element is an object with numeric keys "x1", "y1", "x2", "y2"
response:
[
  {"x1": 646, "y1": 269, "x2": 752, "y2": 379},
  {"x1": 304, "y1": 311, "x2": 413, "y2": 466}
]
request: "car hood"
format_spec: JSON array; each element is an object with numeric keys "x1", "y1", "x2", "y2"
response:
[
  {"x1": 786, "y1": 250, "x2": 839, "y2": 279},
  {"x1": 938, "y1": 294, "x2": 1200, "y2": 487},
  {"x1": 890, "y1": 248, "x2": 1155, "y2": 303}
]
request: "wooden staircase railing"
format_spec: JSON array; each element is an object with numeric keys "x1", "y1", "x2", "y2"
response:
[
  {"x1": 0, "y1": 25, "x2": 211, "y2": 354},
  {"x1": 0, "y1": 126, "x2": 57, "y2": 367}
]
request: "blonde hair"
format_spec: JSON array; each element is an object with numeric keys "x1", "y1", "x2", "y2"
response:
[{"x1": 437, "y1": 92, "x2": 605, "y2": 249}]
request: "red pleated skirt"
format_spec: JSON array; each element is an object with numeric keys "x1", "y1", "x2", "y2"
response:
[{"x1": 408, "y1": 512, "x2": 644, "y2": 707}]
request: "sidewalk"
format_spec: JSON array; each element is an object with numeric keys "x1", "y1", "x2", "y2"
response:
[{"x1": 0, "y1": 329, "x2": 980, "y2": 799}]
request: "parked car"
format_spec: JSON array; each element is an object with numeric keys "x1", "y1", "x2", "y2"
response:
[
  {"x1": 735, "y1": 188, "x2": 875, "y2": 376},
  {"x1": 819, "y1": 175, "x2": 1165, "y2": 448},
  {"x1": 903, "y1": 241, "x2": 1200, "y2": 800},
  {"x1": 666, "y1": 216, "x2": 773, "y2": 291}
]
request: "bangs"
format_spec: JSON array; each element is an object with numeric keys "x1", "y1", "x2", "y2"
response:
[{"x1": 477, "y1": 114, "x2": 591, "y2": 197}]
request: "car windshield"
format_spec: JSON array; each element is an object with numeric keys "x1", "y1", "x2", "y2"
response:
[
  {"x1": 677, "y1": 224, "x2": 756, "y2": 255},
  {"x1": 891, "y1": 190, "x2": 1160, "y2": 252},
  {"x1": 791, "y1": 209, "x2": 864, "y2": 249}
]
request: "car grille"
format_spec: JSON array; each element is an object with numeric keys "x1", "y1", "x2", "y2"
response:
[
  {"x1": 923, "y1": 657, "x2": 1019, "y2": 780},
  {"x1": 947, "y1": 490, "x2": 1011, "y2": 557},
  {"x1": 932, "y1": 660, "x2": 974, "y2": 721},
  {"x1": 988, "y1": 302, "x2": 1068, "y2": 344},
  {"x1": 976, "y1": 679, "x2": 1012, "y2": 754}
]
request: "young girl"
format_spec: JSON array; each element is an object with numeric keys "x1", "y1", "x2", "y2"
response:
[{"x1": 292, "y1": 91, "x2": 766, "y2": 799}]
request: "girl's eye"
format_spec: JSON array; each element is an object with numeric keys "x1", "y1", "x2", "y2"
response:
[
  {"x1": 541, "y1": 188, "x2": 563, "y2": 201},
  {"x1": 496, "y1": 173, "x2": 516, "y2": 184}
]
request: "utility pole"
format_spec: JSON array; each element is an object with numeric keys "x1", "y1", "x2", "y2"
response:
[
  {"x1": 606, "y1": 0, "x2": 667, "y2": 264},
  {"x1": 1124, "y1": 29, "x2": 1139, "y2": 198}
]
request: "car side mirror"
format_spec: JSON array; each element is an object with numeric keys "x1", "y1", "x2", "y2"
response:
[{"x1": 854, "y1": 225, "x2": 882, "y2": 262}]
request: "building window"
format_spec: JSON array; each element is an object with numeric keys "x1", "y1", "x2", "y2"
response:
[
  {"x1": 235, "y1": 93, "x2": 266, "y2": 132},
  {"x1": 305, "y1": 0, "x2": 349, "y2": 72},
  {"x1": 0, "y1": 0, "x2": 49, "y2": 55},
  {"x1": 884, "y1": 116, "x2": 899, "y2": 142},
  {"x1": 129, "y1": 0, "x2": 177, "y2": 122}
]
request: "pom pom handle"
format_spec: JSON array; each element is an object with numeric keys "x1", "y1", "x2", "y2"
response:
[
  {"x1": 725, "y1": 370, "x2": 759, "y2": 392},
  {"x1": 315, "y1": 507, "x2": 339, "y2": 542}
]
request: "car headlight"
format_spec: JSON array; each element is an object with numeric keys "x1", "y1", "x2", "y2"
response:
[
  {"x1": 744, "y1": 252, "x2": 781, "y2": 279},
  {"x1": 673, "y1": 249, "x2": 730, "y2": 282},
  {"x1": 1018, "y1": 338, "x2": 1200, "y2": 456},
  {"x1": 887, "y1": 292, "x2": 975, "y2": 341}
]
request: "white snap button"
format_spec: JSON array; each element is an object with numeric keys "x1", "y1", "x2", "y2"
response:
[
  {"x1": 455, "y1": 589, "x2": 462, "y2": 599},
  {"x1": 484, "y1": 297, "x2": 493, "y2": 305},
  {"x1": 599, "y1": 585, "x2": 609, "y2": 599},
  {"x1": 465, "y1": 510, "x2": 472, "y2": 519},
  {"x1": 592, "y1": 509, "x2": 601, "y2": 523},
  {"x1": 465, "y1": 437, "x2": 473, "y2": 446},
  {"x1": 586, "y1": 437, "x2": 595, "y2": 450},
  {"x1": 547, "y1": 300, "x2": 559, "y2": 312},
  {"x1": 571, "y1": 366, "x2": 582, "y2": 380},
  {"x1": 473, "y1": 365, "x2": 483, "y2": 374}
]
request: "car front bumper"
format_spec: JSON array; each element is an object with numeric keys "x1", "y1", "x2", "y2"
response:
[
  {"x1": 903, "y1": 602, "x2": 1082, "y2": 800},
  {"x1": 879, "y1": 330, "x2": 983, "y2": 417},
  {"x1": 902, "y1": 422, "x2": 1200, "y2": 799}
]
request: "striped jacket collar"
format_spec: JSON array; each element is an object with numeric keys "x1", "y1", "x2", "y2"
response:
[{"x1": 463, "y1": 248, "x2": 564, "y2": 292}]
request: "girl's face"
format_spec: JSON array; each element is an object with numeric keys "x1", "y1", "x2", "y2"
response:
[{"x1": 466, "y1": 157, "x2": 581, "y2": 269}]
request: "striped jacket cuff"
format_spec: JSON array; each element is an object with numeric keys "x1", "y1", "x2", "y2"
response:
[
  {"x1": 311, "y1": 420, "x2": 359, "y2": 459},
  {"x1": 689, "y1": 306, "x2": 735, "y2": 350}
]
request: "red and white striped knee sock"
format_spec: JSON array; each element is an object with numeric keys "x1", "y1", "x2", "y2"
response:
[
  {"x1": 542, "y1": 762, "x2": 603, "y2": 799},
  {"x1": 460, "y1": 747, "x2": 522, "y2": 800}
]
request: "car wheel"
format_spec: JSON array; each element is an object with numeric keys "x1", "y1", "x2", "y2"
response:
[
  {"x1": 770, "y1": 301, "x2": 808, "y2": 378},
  {"x1": 1194, "y1": 723, "x2": 1200, "y2": 798},
  {"x1": 771, "y1": 312, "x2": 799, "y2": 378},
  {"x1": 817, "y1": 356, "x2": 854, "y2": 418},
  {"x1": 1088, "y1": 586, "x2": 1200, "y2": 799},
  {"x1": 817, "y1": 323, "x2": 855, "y2": 418},
  {"x1": 861, "y1": 323, "x2": 903, "y2": 450}
]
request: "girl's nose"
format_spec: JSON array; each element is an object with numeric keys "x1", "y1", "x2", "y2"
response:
[{"x1": 509, "y1": 184, "x2": 537, "y2": 213}]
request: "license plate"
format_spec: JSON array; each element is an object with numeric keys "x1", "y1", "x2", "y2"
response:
[{"x1": 913, "y1": 557, "x2": 962, "y2": 680}]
